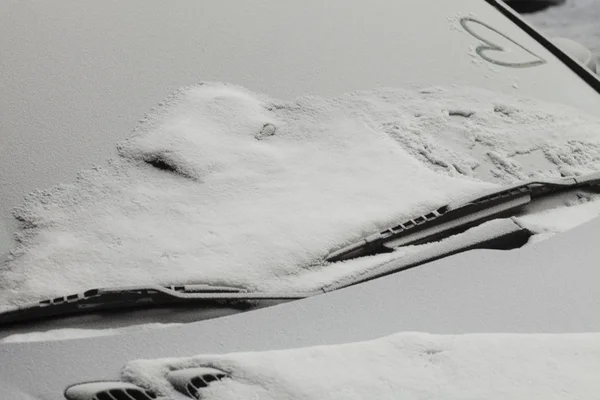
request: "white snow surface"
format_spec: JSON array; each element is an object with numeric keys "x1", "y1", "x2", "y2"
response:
[
  {"x1": 517, "y1": 190, "x2": 600, "y2": 242},
  {"x1": 123, "y1": 332, "x2": 600, "y2": 400},
  {"x1": 527, "y1": 0, "x2": 600, "y2": 59},
  {"x1": 0, "y1": 323, "x2": 180, "y2": 344},
  {"x1": 3, "y1": 83, "x2": 600, "y2": 309}
]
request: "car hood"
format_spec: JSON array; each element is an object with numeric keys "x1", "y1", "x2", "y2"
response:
[{"x1": 1, "y1": 215, "x2": 600, "y2": 399}]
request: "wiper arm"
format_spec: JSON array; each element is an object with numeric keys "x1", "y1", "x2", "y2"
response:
[
  {"x1": 4, "y1": 173, "x2": 599, "y2": 326},
  {"x1": 0, "y1": 284, "x2": 316, "y2": 326},
  {"x1": 327, "y1": 172, "x2": 600, "y2": 262}
]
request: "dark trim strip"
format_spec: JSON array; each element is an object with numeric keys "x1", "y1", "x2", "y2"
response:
[{"x1": 483, "y1": 0, "x2": 600, "y2": 94}]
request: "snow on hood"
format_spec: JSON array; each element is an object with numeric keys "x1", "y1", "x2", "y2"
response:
[
  {"x1": 3, "y1": 83, "x2": 600, "y2": 309},
  {"x1": 122, "y1": 332, "x2": 600, "y2": 400},
  {"x1": 0, "y1": 322, "x2": 181, "y2": 344}
]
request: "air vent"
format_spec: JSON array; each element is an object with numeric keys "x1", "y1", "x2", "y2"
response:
[
  {"x1": 167, "y1": 367, "x2": 229, "y2": 398},
  {"x1": 64, "y1": 381, "x2": 156, "y2": 400}
]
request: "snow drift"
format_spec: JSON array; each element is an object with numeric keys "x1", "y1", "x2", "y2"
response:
[
  {"x1": 123, "y1": 332, "x2": 600, "y2": 400},
  {"x1": 3, "y1": 83, "x2": 600, "y2": 309}
]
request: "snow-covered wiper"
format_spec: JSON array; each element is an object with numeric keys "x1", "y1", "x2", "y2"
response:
[
  {"x1": 0, "y1": 284, "x2": 314, "y2": 326},
  {"x1": 3, "y1": 172, "x2": 600, "y2": 326},
  {"x1": 326, "y1": 172, "x2": 600, "y2": 262}
]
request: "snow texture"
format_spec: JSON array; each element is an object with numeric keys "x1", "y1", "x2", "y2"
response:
[
  {"x1": 122, "y1": 332, "x2": 600, "y2": 400},
  {"x1": 517, "y1": 190, "x2": 600, "y2": 242},
  {"x1": 526, "y1": 0, "x2": 600, "y2": 60},
  {"x1": 3, "y1": 83, "x2": 600, "y2": 309},
  {"x1": 0, "y1": 323, "x2": 180, "y2": 344}
]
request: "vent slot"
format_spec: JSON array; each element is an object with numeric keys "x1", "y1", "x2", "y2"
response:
[
  {"x1": 64, "y1": 381, "x2": 156, "y2": 400},
  {"x1": 126, "y1": 389, "x2": 155, "y2": 400},
  {"x1": 167, "y1": 367, "x2": 229, "y2": 398}
]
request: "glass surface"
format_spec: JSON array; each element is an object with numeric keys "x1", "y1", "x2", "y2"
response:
[{"x1": 1, "y1": 0, "x2": 600, "y2": 257}]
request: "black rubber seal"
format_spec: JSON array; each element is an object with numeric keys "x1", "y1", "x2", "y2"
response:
[{"x1": 483, "y1": 0, "x2": 600, "y2": 94}]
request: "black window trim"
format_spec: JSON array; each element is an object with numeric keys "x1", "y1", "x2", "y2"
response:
[{"x1": 484, "y1": 0, "x2": 600, "y2": 94}]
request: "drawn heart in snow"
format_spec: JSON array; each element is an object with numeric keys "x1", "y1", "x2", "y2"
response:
[{"x1": 460, "y1": 17, "x2": 546, "y2": 68}]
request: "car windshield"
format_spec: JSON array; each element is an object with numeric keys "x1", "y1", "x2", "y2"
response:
[{"x1": 2, "y1": 0, "x2": 600, "y2": 333}]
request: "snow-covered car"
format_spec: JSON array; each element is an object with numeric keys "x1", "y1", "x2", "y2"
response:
[{"x1": 2, "y1": 0, "x2": 600, "y2": 399}]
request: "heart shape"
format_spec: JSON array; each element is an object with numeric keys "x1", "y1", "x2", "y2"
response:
[{"x1": 460, "y1": 17, "x2": 546, "y2": 68}]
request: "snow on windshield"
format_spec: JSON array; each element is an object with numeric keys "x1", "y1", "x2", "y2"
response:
[
  {"x1": 122, "y1": 331, "x2": 600, "y2": 400},
  {"x1": 2, "y1": 83, "x2": 600, "y2": 309}
]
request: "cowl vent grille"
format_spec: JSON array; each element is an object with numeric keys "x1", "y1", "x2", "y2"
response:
[
  {"x1": 167, "y1": 367, "x2": 229, "y2": 398},
  {"x1": 64, "y1": 381, "x2": 156, "y2": 400}
]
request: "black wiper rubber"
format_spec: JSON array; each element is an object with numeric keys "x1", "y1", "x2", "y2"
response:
[
  {"x1": 326, "y1": 172, "x2": 600, "y2": 262},
  {"x1": 3, "y1": 172, "x2": 599, "y2": 326},
  {"x1": 323, "y1": 217, "x2": 532, "y2": 292},
  {"x1": 0, "y1": 284, "x2": 316, "y2": 326}
]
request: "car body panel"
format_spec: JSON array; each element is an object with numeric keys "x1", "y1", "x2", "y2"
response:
[
  {"x1": 2, "y1": 1, "x2": 600, "y2": 399},
  {"x1": 2, "y1": 215, "x2": 600, "y2": 399}
]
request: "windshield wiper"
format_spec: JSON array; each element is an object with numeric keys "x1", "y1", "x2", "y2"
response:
[
  {"x1": 326, "y1": 172, "x2": 600, "y2": 262},
  {"x1": 0, "y1": 284, "x2": 317, "y2": 326},
  {"x1": 3, "y1": 172, "x2": 600, "y2": 326}
]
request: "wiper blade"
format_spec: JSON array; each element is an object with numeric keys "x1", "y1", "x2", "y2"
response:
[
  {"x1": 326, "y1": 172, "x2": 600, "y2": 262},
  {"x1": 0, "y1": 284, "x2": 316, "y2": 326},
  {"x1": 4, "y1": 173, "x2": 599, "y2": 326},
  {"x1": 324, "y1": 217, "x2": 532, "y2": 291}
]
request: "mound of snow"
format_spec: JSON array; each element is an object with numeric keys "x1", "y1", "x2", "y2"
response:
[
  {"x1": 123, "y1": 332, "x2": 600, "y2": 400},
  {"x1": 3, "y1": 83, "x2": 600, "y2": 309}
]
